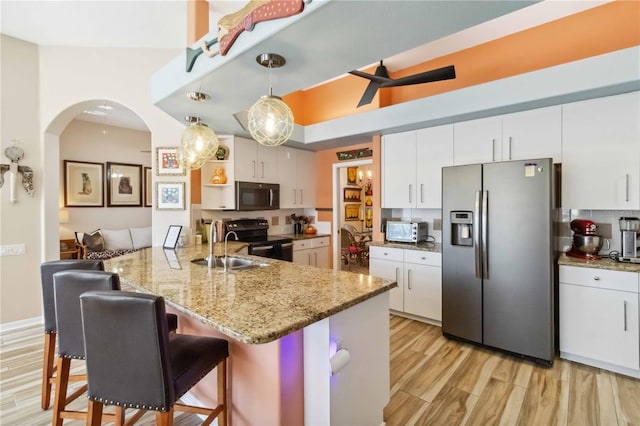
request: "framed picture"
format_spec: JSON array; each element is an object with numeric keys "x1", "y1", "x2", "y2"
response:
[
  {"x1": 144, "y1": 167, "x2": 152, "y2": 207},
  {"x1": 156, "y1": 182, "x2": 185, "y2": 210},
  {"x1": 345, "y1": 204, "x2": 361, "y2": 221},
  {"x1": 163, "y1": 225, "x2": 182, "y2": 249},
  {"x1": 106, "y1": 162, "x2": 142, "y2": 207},
  {"x1": 343, "y1": 187, "x2": 362, "y2": 202},
  {"x1": 64, "y1": 160, "x2": 104, "y2": 207},
  {"x1": 346, "y1": 166, "x2": 358, "y2": 185},
  {"x1": 156, "y1": 147, "x2": 185, "y2": 176}
]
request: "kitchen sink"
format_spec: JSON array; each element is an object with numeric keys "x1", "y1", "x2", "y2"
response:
[{"x1": 190, "y1": 256, "x2": 269, "y2": 271}]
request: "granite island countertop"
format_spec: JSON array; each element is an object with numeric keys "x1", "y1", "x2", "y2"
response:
[
  {"x1": 104, "y1": 245, "x2": 396, "y2": 345},
  {"x1": 558, "y1": 253, "x2": 640, "y2": 273}
]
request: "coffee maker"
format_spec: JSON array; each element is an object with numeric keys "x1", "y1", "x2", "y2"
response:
[
  {"x1": 619, "y1": 217, "x2": 640, "y2": 260},
  {"x1": 566, "y1": 219, "x2": 603, "y2": 260}
]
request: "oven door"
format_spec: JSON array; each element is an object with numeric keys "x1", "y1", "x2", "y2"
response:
[{"x1": 250, "y1": 242, "x2": 293, "y2": 262}]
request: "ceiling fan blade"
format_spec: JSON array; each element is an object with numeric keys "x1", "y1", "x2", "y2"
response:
[
  {"x1": 349, "y1": 70, "x2": 390, "y2": 85},
  {"x1": 357, "y1": 81, "x2": 382, "y2": 107},
  {"x1": 381, "y1": 65, "x2": 456, "y2": 88}
]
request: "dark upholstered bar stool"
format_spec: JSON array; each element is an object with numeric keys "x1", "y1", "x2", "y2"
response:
[
  {"x1": 40, "y1": 260, "x2": 179, "y2": 411},
  {"x1": 51, "y1": 270, "x2": 122, "y2": 425},
  {"x1": 81, "y1": 291, "x2": 229, "y2": 426},
  {"x1": 40, "y1": 260, "x2": 104, "y2": 410}
]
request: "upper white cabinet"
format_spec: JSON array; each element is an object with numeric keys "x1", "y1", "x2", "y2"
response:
[
  {"x1": 562, "y1": 91, "x2": 640, "y2": 210},
  {"x1": 453, "y1": 116, "x2": 502, "y2": 165},
  {"x1": 234, "y1": 136, "x2": 278, "y2": 183},
  {"x1": 382, "y1": 125, "x2": 453, "y2": 209},
  {"x1": 382, "y1": 131, "x2": 416, "y2": 208},
  {"x1": 501, "y1": 105, "x2": 561, "y2": 163},
  {"x1": 453, "y1": 105, "x2": 561, "y2": 166},
  {"x1": 416, "y1": 125, "x2": 454, "y2": 209},
  {"x1": 278, "y1": 147, "x2": 316, "y2": 208}
]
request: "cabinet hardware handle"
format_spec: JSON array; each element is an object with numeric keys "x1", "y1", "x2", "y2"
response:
[
  {"x1": 384, "y1": 252, "x2": 388, "y2": 256},
  {"x1": 593, "y1": 276, "x2": 600, "y2": 281},
  {"x1": 408, "y1": 269, "x2": 412, "y2": 290},
  {"x1": 421, "y1": 256, "x2": 426, "y2": 260},
  {"x1": 261, "y1": 161, "x2": 265, "y2": 178},
  {"x1": 252, "y1": 160, "x2": 256, "y2": 178},
  {"x1": 508, "y1": 137, "x2": 512, "y2": 160},
  {"x1": 395, "y1": 267, "x2": 399, "y2": 284},
  {"x1": 420, "y1": 184, "x2": 424, "y2": 204},
  {"x1": 624, "y1": 301, "x2": 627, "y2": 331},
  {"x1": 626, "y1": 174, "x2": 630, "y2": 202},
  {"x1": 300, "y1": 189, "x2": 303, "y2": 204},
  {"x1": 314, "y1": 252, "x2": 318, "y2": 266},
  {"x1": 492, "y1": 139, "x2": 496, "y2": 162},
  {"x1": 409, "y1": 184, "x2": 412, "y2": 203},
  {"x1": 293, "y1": 189, "x2": 297, "y2": 204}
]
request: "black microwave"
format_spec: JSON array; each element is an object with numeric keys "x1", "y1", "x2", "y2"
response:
[{"x1": 235, "y1": 181, "x2": 280, "y2": 211}]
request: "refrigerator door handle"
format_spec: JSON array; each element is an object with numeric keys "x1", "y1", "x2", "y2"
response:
[
  {"x1": 474, "y1": 190, "x2": 482, "y2": 279},
  {"x1": 482, "y1": 190, "x2": 489, "y2": 279}
]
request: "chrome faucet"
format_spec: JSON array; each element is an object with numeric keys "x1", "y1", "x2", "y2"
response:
[
  {"x1": 223, "y1": 231, "x2": 239, "y2": 272},
  {"x1": 207, "y1": 222, "x2": 218, "y2": 269}
]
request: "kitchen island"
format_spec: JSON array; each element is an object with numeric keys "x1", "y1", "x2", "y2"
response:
[{"x1": 104, "y1": 244, "x2": 396, "y2": 425}]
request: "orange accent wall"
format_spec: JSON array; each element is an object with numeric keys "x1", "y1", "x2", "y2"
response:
[{"x1": 290, "y1": 0, "x2": 640, "y2": 125}]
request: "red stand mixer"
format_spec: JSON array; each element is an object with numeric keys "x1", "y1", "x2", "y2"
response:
[{"x1": 566, "y1": 219, "x2": 606, "y2": 260}]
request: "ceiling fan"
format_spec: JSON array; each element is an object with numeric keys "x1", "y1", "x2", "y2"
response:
[{"x1": 349, "y1": 61, "x2": 456, "y2": 107}]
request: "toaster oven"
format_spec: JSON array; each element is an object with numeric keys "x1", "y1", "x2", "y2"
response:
[{"x1": 386, "y1": 221, "x2": 428, "y2": 243}]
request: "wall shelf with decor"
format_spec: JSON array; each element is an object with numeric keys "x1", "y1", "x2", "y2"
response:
[{"x1": 201, "y1": 136, "x2": 235, "y2": 210}]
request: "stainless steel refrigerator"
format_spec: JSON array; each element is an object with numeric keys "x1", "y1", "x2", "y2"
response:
[{"x1": 442, "y1": 158, "x2": 554, "y2": 364}]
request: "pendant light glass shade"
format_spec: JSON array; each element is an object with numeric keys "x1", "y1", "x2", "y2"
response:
[
  {"x1": 248, "y1": 95, "x2": 294, "y2": 146},
  {"x1": 178, "y1": 122, "x2": 219, "y2": 170}
]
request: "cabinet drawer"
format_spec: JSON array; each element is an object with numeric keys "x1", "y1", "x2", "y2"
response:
[
  {"x1": 403, "y1": 250, "x2": 441, "y2": 266},
  {"x1": 293, "y1": 240, "x2": 311, "y2": 251},
  {"x1": 370, "y1": 246, "x2": 403, "y2": 262},
  {"x1": 311, "y1": 236, "x2": 329, "y2": 249},
  {"x1": 559, "y1": 265, "x2": 638, "y2": 293}
]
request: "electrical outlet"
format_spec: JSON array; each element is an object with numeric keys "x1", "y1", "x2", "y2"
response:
[
  {"x1": 433, "y1": 219, "x2": 442, "y2": 231},
  {"x1": 0, "y1": 244, "x2": 25, "y2": 256}
]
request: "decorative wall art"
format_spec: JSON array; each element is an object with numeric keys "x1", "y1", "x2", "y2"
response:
[
  {"x1": 163, "y1": 225, "x2": 182, "y2": 249},
  {"x1": 343, "y1": 187, "x2": 362, "y2": 202},
  {"x1": 144, "y1": 167, "x2": 152, "y2": 207},
  {"x1": 0, "y1": 145, "x2": 34, "y2": 204},
  {"x1": 345, "y1": 204, "x2": 361, "y2": 221},
  {"x1": 346, "y1": 167, "x2": 359, "y2": 186},
  {"x1": 64, "y1": 160, "x2": 104, "y2": 207},
  {"x1": 106, "y1": 162, "x2": 142, "y2": 207},
  {"x1": 156, "y1": 147, "x2": 185, "y2": 176},
  {"x1": 156, "y1": 182, "x2": 185, "y2": 210}
]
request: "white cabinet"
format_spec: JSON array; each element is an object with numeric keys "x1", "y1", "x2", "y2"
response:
[
  {"x1": 201, "y1": 136, "x2": 235, "y2": 210},
  {"x1": 382, "y1": 125, "x2": 453, "y2": 209},
  {"x1": 293, "y1": 237, "x2": 329, "y2": 268},
  {"x1": 382, "y1": 131, "x2": 416, "y2": 208},
  {"x1": 453, "y1": 106, "x2": 562, "y2": 166},
  {"x1": 369, "y1": 247, "x2": 404, "y2": 311},
  {"x1": 501, "y1": 105, "x2": 561, "y2": 163},
  {"x1": 278, "y1": 147, "x2": 316, "y2": 208},
  {"x1": 369, "y1": 246, "x2": 442, "y2": 322},
  {"x1": 559, "y1": 265, "x2": 640, "y2": 377},
  {"x1": 453, "y1": 116, "x2": 501, "y2": 165},
  {"x1": 234, "y1": 136, "x2": 278, "y2": 183},
  {"x1": 416, "y1": 125, "x2": 454, "y2": 209},
  {"x1": 562, "y1": 92, "x2": 640, "y2": 210}
]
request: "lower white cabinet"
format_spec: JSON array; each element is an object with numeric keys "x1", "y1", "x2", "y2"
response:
[
  {"x1": 293, "y1": 237, "x2": 329, "y2": 268},
  {"x1": 559, "y1": 265, "x2": 640, "y2": 377},
  {"x1": 369, "y1": 246, "x2": 441, "y2": 323}
]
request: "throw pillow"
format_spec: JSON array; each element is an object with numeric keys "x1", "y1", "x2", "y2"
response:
[
  {"x1": 101, "y1": 229, "x2": 134, "y2": 251},
  {"x1": 129, "y1": 226, "x2": 152, "y2": 250},
  {"x1": 82, "y1": 230, "x2": 104, "y2": 252}
]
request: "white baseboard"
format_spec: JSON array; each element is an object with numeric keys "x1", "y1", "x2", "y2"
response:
[{"x1": 0, "y1": 316, "x2": 43, "y2": 332}]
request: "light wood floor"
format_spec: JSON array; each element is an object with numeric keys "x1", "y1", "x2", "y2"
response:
[{"x1": 2, "y1": 317, "x2": 639, "y2": 425}]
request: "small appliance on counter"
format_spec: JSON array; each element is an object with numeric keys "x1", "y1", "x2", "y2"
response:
[
  {"x1": 618, "y1": 217, "x2": 640, "y2": 262},
  {"x1": 566, "y1": 219, "x2": 607, "y2": 260},
  {"x1": 385, "y1": 221, "x2": 428, "y2": 243}
]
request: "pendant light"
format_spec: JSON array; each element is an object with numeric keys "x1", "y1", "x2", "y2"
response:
[
  {"x1": 178, "y1": 116, "x2": 219, "y2": 170},
  {"x1": 248, "y1": 53, "x2": 294, "y2": 147}
]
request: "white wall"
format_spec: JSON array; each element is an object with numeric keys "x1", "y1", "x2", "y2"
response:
[
  {"x1": 59, "y1": 119, "x2": 152, "y2": 239},
  {"x1": 0, "y1": 39, "x2": 185, "y2": 324}
]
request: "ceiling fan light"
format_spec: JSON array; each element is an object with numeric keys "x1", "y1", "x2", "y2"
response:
[
  {"x1": 248, "y1": 95, "x2": 294, "y2": 147},
  {"x1": 178, "y1": 122, "x2": 219, "y2": 170}
]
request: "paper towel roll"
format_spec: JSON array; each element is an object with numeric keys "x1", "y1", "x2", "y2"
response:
[{"x1": 330, "y1": 348, "x2": 351, "y2": 376}]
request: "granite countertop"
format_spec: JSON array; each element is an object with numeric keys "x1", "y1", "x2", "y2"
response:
[
  {"x1": 104, "y1": 245, "x2": 395, "y2": 345},
  {"x1": 558, "y1": 253, "x2": 640, "y2": 273},
  {"x1": 368, "y1": 240, "x2": 442, "y2": 253},
  {"x1": 279, "y1": 233, "x2": 331, "y2": 241}
]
